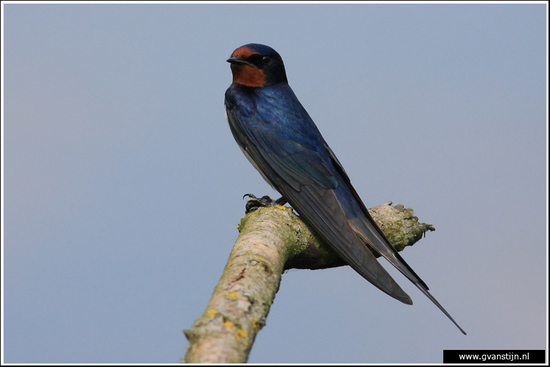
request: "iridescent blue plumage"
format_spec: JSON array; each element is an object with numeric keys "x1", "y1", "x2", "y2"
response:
[
  {"x1": 226, "y1": 83, "x2": 338, "y2": 191},
  {"x1": 225, "y1": 43, "x2": 465, "y2": 334}
]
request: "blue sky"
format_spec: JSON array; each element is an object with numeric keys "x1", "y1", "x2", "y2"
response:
[{"x1": 3, "y1": 2, "x2": 547, "y2": 363}]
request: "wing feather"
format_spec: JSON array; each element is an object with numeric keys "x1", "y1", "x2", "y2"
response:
[
  {"x1": 226, "y1": 107, "x2": 412, "y2": 304},
  {"x1": 225, "y1": 83, "x2": 466, "y2": 334}
]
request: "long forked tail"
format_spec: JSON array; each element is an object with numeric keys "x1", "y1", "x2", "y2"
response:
[
  {"x1": 414, "y1": 283, "x2": 467, "y2": 335},
  {"x1": 348, "y1": 213, "x2": 467, "y2": 335}
]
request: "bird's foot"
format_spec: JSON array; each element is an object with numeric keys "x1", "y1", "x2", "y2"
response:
[{"x1": 243, "y1": 193, "x2": 287, "y2": 213}]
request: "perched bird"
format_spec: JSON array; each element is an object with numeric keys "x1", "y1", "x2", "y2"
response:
[{"x1": 224, "y1": 43, "x2": 466, "y2": 335}]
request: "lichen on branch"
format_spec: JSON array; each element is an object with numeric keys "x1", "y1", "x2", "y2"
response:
[{"x1": 183, "y1": 200, "x2": 434, "y2": 363}]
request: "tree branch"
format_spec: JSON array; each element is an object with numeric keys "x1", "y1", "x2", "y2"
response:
[{"x1": 183, "y1": 201, "x2": 434, "y2": 363}]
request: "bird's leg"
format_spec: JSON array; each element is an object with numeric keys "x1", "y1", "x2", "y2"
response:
[
  {"x1": 274, "y1": 197, "x2": 287, "y2": 206},
  {"x1": 243, "y1": 193, "x2": 287, "y2": 213},
  {"x1": 243, "y1": 193, "x2": 273, "y2": 213}
]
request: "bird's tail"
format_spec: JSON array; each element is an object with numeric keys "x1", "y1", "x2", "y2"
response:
[
  {"x1": 350, "y1": 218, "x2": 467, "y2": 335},
  {"x1": 413, "y1": 283, "x2": 467, "y2": 335}
]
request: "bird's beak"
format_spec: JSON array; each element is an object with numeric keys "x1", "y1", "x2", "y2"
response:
[{"x1": 227, "y1": 57, "x2": 254, "y2": 67}]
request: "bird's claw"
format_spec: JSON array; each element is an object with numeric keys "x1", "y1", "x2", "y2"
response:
[
  {"x1": 244, "y1": 194, "x2": 274, "y2": 213},
  {"x1": 243, "y1": 193, "x2": 287, "y2": 213}
]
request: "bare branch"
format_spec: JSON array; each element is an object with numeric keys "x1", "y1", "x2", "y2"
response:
[{"x1": 183, "y1": 201, "x2": 434, "y2": 363}]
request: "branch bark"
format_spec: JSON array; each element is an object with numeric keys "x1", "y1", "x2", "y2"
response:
[{"x1": 183, "y1": 201, "x2": 434, "y2": 363}]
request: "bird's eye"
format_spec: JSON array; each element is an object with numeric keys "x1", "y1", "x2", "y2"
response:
[
  {"x1": 246, "y1": 54, "x2": 262, "y2": 65},
  {"x1": 247, "y1": 54, "x2": 271, "y2": 67}
]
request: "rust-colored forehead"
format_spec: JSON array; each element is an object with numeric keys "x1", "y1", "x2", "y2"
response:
[{"x1": 231, "y1": 46, "x2": 260, "y2": 58}]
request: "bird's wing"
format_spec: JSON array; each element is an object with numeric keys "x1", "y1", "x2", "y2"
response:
[
  {"x1": 324, "y1": 144, "x2": 467, "y2": 335},
  {"x1": 226, "y1": 106, "x2": 413, "y2": 304},
  {"x1": 225, "y1": 85, "x2": 465, "y2": 334}
]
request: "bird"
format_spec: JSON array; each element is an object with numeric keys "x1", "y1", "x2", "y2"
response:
[{"x1": 224, "y1": 43, "x2": 466, "y2": 335}]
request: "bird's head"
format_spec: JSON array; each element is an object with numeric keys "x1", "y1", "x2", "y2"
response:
[{"x1": 227, "y1": 43, "x2": 288, "y2": 87}]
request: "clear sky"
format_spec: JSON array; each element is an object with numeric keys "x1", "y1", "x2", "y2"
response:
[{"x1": 2, "y1": 2, "x2": 547, "y2": 364}]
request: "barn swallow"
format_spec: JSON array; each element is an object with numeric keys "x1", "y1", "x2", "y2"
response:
[{"x1": 224, "y1": 43, "x2": 466, "y2": 335}]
